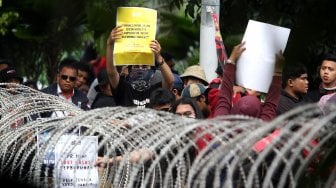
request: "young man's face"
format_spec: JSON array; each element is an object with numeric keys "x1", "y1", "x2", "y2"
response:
[
  {"x1": 175, "y1": 104, "x2": 196, "y2": 118},
  {"x1": 76, "y1": 70, "x2": 89, "y2": 88},
  {"x1": 291, "y1": 73, "x2": 309, "y2": 95},
  {"x1": 320, "y1": 60, "x2": 336, "y2": 88},
  {"x1": 57, "y1": 67, "x2": 77, "y2": 93}
]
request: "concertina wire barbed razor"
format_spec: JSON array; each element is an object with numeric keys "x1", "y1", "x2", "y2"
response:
[{"x1": 0, "y1": 83, "x2": 335, "y2": 188}]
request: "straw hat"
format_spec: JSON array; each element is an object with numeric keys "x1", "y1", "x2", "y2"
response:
[{"x1": 180, "y1": 65, "x2": 209, "y2": 85}]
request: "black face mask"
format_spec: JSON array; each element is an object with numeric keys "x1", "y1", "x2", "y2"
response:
[{"x1": 128, "y1": 68, "x2": 155, "y2": 91}]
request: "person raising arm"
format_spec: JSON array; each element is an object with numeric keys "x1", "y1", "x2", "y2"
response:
[
  {"x1": 106, "y1": 26, "x2": 173, "y2": 91},
  {"x1": 106, "y1": 26, "x2": 174, "y2": 108}
]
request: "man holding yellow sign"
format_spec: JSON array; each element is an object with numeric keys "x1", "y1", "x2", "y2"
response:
[{"x1": 106, "y1": 7, "x2": 173, "y2": 109}]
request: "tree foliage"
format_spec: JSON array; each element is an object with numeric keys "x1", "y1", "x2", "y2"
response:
[
  {"x1": 0, "y1": 0, "x2": 198, "y2": 84},
  {"x1": 0, "y1": 0, "x2": 122, "y2": 84}
]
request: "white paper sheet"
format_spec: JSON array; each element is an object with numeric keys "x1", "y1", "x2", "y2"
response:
[{"x1": 236, "y1": 20, "x2": 291, "y2": 93}]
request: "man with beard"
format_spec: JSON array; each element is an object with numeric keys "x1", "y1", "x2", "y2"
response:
[
  {"x1": 106, "y1": 26, "x2": 173, "y2": 109},
  {"x1": 181, "y1": 83, "x2": 210, "y2": 118}
]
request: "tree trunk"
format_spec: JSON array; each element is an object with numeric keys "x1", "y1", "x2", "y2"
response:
[{"x1": 44, "y1": 45, "x2": 62, "y2": 85}]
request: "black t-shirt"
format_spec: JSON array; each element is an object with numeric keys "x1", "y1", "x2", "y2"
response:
[
  {"x1": 113, "y1": 76, "x2": 162, "y2": 108},
  {"x1": 91, "y1": 93, "x2": 116, "y2": 109},
  {"x1": 277, "y1": 90, "x2": 307, "y2": 115}
]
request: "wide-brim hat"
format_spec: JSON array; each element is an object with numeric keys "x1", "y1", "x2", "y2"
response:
[{"x1": 180, "y1": 65, "x2": 209, "y2": 85}]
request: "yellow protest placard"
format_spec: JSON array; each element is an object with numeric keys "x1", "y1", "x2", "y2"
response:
[{"x1": 114, "y1": 7, "x2": 157, "y2": 66}]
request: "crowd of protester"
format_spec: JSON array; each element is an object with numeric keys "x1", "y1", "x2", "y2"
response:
[
  {"x1": 1, "y1": 23, "x2": 336, "y2": 134},
  {"x1": 2, "y1": 34, "x2": 335, "y2": 119},
  {"x1": 1, "y1": 23, "x2": 336, "y2": 187},
  {"x1": 1, "y1": 24, "x2": 336, "y2": 144}
]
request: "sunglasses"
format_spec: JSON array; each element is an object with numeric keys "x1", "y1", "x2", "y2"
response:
[{"x1": 61, "y1": 75, "x2": 76, "y2": 82}]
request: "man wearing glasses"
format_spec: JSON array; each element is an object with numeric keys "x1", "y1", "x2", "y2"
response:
[{"x1": 41, "y1": 58, "x2": 89, "y2": 116}]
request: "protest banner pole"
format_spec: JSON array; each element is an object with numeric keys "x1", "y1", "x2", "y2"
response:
[{"x1": 200, "y1": 0, "x2": 220, "y2": 82}]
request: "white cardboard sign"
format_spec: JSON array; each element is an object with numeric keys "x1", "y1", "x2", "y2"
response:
[
  {"x1": 55, "y1": 135, "x2": 98, "y2": 188},
  {"x1": 236, "y1": 20, "x2": 290, "y2": 93}
]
